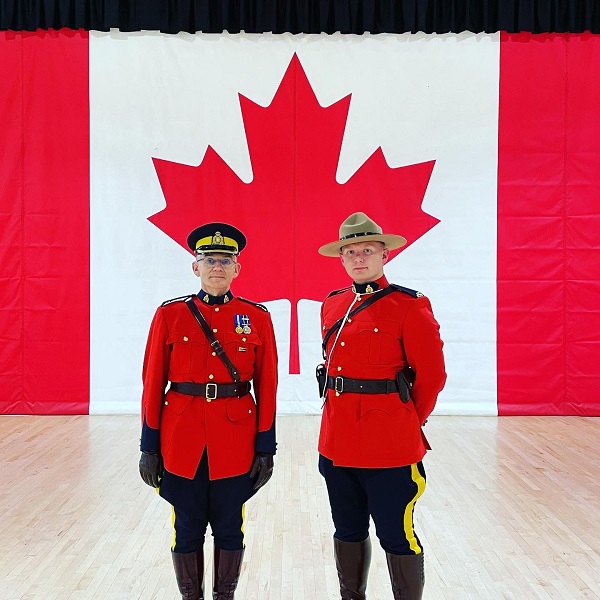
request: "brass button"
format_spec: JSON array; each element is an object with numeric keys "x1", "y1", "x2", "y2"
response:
[
  {"x1": 212, "y1": 328, "x2": 218, "y2": 333},
  {"x1": 323, "y1": 326, "x2": 326, "y2": 330},
  {"x1": 164, "y1": 401, "x2": 169, "y2": 406},
  {"x1": 212, "y1": 351, "x2": 216, "y2": 356},
  {"x1": 337, "y1": 366, "x2": 342, "y2": 371},
  {"x1": 242, "y1": 337, "x2": 247, "y2": 342},
  {"x1": 374, "y1": 328, "x2": 379, "y2": 333},
  {"x1": 215, "y1": 307, "x2": 220, "y2": 312},
  {"x1": 208, "y1": 374, "x2": 214, "y2": 380},
  {"x1": 248, "y1": 409, "x2": 252, "y2": 414},
  {"x1": 183, "y1": 336, "x2": 188, "y2": 342},
  {"x1": 340, "y1": 342, "x2": 345, "y2": 346},
  {"x1": 347, "y1": 318, "x2": 352, "y2": 323},
  {"x1": 206, "y1": 398, "x2": 212, "y2": 403}
]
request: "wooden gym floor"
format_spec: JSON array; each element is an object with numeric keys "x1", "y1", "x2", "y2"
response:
[{"x1": 1, "y1": 415, "x2": 599, "y2": 599}]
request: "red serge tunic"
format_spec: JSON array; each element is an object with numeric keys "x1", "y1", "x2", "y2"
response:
[
  {"x1": 140, "y1": 293, "x2": 278, "y2": 481},
  {"x1": 318, "y1": 276, "x2": 446, "y2": 468}
]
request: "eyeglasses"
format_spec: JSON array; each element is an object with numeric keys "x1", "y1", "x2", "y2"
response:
[{"x1": 196, "y1": 256, "x2": 237, "y2": 268}]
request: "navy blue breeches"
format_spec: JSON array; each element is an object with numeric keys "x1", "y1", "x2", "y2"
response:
[
  {"x1": 159, "y1": 451, "x2": 256, "y2": 553},
  {"x1": 319, "y1": 454, "x2": 426, "y2": 555}
]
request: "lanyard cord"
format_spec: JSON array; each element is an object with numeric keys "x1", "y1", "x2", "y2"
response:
[{"x1": 323, "y1": 293, "x2": 360, "y2": 392}]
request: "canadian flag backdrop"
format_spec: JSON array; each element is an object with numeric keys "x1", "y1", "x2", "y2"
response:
[{"x1": 1, "y1": 30, "x2": 599, "y2": 416}]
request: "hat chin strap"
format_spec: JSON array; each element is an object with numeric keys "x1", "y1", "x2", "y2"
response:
[{"x1": 196, "y1": 246, "x2": 238, "y2": 255}]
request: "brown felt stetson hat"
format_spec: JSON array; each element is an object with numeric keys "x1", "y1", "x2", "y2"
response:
[{"x1": 318, "y1": 212, "x2": 407, "y2": 257}]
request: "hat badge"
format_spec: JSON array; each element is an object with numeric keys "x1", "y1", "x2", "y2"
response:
[{"x1": 212, "y1": 232, "x2": 224, "y2": 245}]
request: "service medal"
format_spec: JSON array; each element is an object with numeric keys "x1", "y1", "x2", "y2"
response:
[{"x1": 235, "y1": 314, "x2": 251, "y2": 334}]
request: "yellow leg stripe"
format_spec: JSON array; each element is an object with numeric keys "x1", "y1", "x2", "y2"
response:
[
  {"x1": 171, "y1": 506, "x2": 177, "y2": 551},
  {"x1": 403, "y1": 463, "x2": 426, "y2": 554},
  {"x1": 241, "y1": 503, "x2": 246, "y2": 548}
]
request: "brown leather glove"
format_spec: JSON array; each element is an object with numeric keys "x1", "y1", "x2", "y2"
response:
[
  {"x1": 249, "y1": 453, "x2": 274, "y2": 491},
  {"x1": 139, "y1": 451, "x2": 163, "y2": 488}
]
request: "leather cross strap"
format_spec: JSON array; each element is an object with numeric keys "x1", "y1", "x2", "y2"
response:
[
  {"x1": 170, "y1": 381, "x2": 251, "y2": 400},
  {"x1": 326, "y1": 375, "x2": 398, "y2": 395},
  {"x1": 184, "y1": 296, "x2": 241, "y2": 382},
  {"x1": 321, "y1": 285, "x2": 396, "y2": 359}
]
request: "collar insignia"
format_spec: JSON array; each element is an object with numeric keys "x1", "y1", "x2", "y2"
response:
[
  {"x1": 352, "y1": 281, "x2": 379, "y2": 294},
  {"x1": 199, "y1": 290, "x2": 234, "y2": 305}
]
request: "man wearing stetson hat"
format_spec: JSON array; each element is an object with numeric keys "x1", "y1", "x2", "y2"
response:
[
  {"x1": 138, "y1": 222, "x2": 278, "y2": 600},
  {"x1": 317, "y1": 212, "x2": 446, "y2": 600}
]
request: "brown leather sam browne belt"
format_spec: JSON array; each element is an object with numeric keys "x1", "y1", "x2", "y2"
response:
[
  {"x1": 326, "y1": 376, "x2": 398, "y2": 395},
  {"x1": 170, "y1": 381, "x2": 251, "y2": 401},
  {"x1": 321, "y1": 370, "x2": 413, "y2": 403}
]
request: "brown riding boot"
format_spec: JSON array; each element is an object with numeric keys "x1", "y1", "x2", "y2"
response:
[
  {"x1": 172, "y1": 550, "x2": 205, "y2": 599},
  {"x1": 386, "y1": 552, "x2": 425, "y2": 600},
  {"x1": 212, "y1": 547, "x2": 244, "y2": 599},
  {"x1": 334, "y1": 537, "x2": 372, "y2": 599}
]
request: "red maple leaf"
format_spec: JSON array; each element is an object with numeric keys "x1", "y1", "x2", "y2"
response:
[{"x1": 149, "y1": 54, "x2": 439, "y2": 375}]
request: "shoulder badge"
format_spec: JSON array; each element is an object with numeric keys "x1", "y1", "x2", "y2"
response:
[
  {"x1": 237, "y1": 297, "x2": 268, "y2": 312},
  {"x1": 160, "y1": 294, "x2": 194, "y2": 307},
  {"x1": 390, "y1": 284, "x2": 424, "y2": 298},
  {"x1": 326, "y1": 286, "x2": 351, "y2": 299}
]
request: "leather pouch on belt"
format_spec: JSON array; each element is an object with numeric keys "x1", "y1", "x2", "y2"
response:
[
  {"x1": 395, "y1": 370, "x2": 412, "y2": 403},
  {"x1": 316, "y1": 364, "x2": 327, "y2": 397}
]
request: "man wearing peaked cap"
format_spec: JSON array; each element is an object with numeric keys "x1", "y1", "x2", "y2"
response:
[
  {"x1": 186, "y1": 222, "x2": 247, "y2": 255},
  {"x1": 317, "y1": 212, "x2": 446, "y2": 600},
  {"x1": 139, "y1": 221, "x2": 278, "y2": 600}
]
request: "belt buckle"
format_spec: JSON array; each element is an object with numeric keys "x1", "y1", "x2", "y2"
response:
[
  {"x1": 334, "y1": 376, "x2": 344, "y2": 394},
  {"x1": 206, "y1": 382, "x2": 218, "y2": 401}
]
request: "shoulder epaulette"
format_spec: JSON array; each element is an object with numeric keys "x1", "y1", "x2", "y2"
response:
[
  {"x1": 161, "y1": 294, "x2": 194, "y2": 307},
  {"x1": 326, "y1": 286, "x2": 351, "y2": 299},
  {"x1": 237, "y1": 297, "x2": 268, "y2": 312},
  {"x1": 390, "y1": 284, "x2": 424, "y2": 298}
]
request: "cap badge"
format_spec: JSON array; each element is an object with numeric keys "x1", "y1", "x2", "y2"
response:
[{"x1": 212, "y1": 232, "x2": 224, "y2": 245}]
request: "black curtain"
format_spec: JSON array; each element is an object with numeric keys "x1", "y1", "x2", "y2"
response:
[{"x1": 1, "y1": 0, "x2": 599, "y2": 34}]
